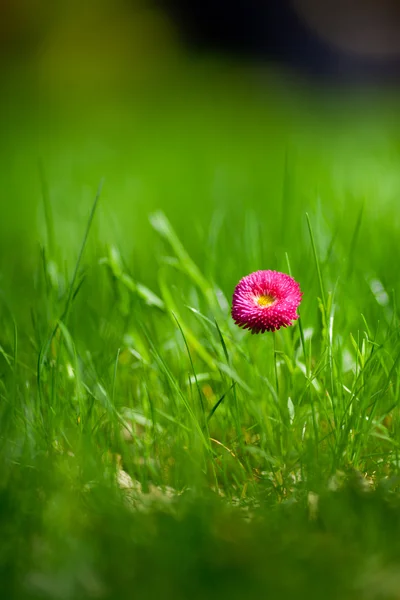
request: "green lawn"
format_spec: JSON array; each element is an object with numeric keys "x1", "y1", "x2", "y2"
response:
[{"x1": 2, "y1": 64, "x2": 400, "y2": 598}]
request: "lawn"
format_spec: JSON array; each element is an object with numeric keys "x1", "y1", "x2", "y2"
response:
[{"x1": 2, "y1": 60, "x2": 400, "y2": 598}]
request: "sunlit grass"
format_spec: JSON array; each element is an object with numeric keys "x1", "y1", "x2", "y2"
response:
[{"x1": 2, "y1": 69, "x2": 400, "y2": 598}]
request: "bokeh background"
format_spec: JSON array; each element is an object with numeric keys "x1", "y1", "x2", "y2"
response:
[{"x1": 2, "y1": 0, "x2": 400, "y2": 315}]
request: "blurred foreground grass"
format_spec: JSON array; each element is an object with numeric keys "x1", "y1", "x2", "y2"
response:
[{"x1": 2, "y1": 57, "x2": 400, "y2": 598}]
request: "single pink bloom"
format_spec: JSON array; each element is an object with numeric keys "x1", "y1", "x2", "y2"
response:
[{"x1": 231, "y1": 270, "x2": 302, "y2": 334}]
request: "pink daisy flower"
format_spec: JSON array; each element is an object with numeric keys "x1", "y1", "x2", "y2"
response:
[{"x1": 231, "y1": 270, "x2": 302, "y2": 334}]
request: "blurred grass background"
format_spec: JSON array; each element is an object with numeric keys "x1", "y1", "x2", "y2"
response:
[{"x1": 3, "y1": 0, "x2": 400, "y2": 287}]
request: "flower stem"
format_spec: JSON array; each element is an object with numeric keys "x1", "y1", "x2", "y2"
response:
[{"x1": 273, "y1": 332, "x2": 279, "y2": 397}]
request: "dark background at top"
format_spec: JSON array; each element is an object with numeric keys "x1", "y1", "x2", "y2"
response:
[{"x1": 166, "y1": 0, "x2": 400, "y2": 83}]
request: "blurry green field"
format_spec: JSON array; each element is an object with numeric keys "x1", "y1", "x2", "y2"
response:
[{"x1": 2, "y1": 63, "x2": 400, "y2": 598}]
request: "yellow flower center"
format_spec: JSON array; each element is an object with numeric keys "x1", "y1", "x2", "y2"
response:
[{"x1": 256, "y1": 294, "x2": 275, "y2": 307}]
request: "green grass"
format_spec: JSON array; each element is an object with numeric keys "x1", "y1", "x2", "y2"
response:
[{"x1": 3, "y1": 64, "x2": 400, "y2": 598}]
